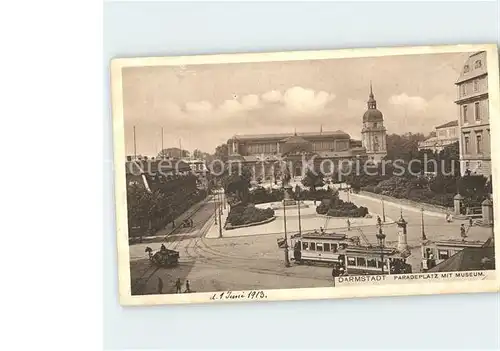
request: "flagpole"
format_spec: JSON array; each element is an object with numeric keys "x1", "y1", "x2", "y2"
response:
[
  {"x1": 161, "y1": 127, "x2": 164, "y2": 159},
  {"x1": 133, "y1": 126, "x2": 137, "y2": 160}
]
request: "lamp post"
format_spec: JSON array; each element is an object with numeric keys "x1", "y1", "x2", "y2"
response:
[
  {"x1": 421, "y1": 207, "x2": 427, "y2": 241},
  {"x1": 381, "y1": 197, "x2": 386, "y2": 223},
  {"x1": 218, "y1": 190, "x2": 223, "y2": 239},
  {"x1": 214, "y1": 191, "x2": 218, "y2": 225},
  {"x1": 376, "y1": 227, "x2": 386, "y2": 274},
  {"x1": 283, "y1": 197, "x2": 290, "y2": 267}
]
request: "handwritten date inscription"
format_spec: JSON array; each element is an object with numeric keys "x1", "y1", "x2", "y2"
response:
[{"x1": 210, "y1": 290, "x2": 267, "y2": 301}]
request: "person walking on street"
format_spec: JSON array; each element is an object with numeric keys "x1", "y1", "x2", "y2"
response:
[
  {"x1": 377, "y1": 215, "x2": 382, "y2": 227},
  {"x1": 184, "y1": 280, "x2": 191, "y2": 293},
  {"x1": 157, "y1": 277, "x2": 164, "y2": 294},
  {"x1": 347, "y1": 218, "x2": 351, "y2": 231},
  {"x1": 469, "y1": 217, "x2": 473, "y2": 227},
  {"x1": 460, "y1": 224, "x2": 467, "y2": 241},
  {"x1": 175, "y1": 278, "x2": 182, "y2": 293}
]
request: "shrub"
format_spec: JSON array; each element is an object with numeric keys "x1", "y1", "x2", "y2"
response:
[{"x1": 226, "y1": 204, "x2": 275, "y2": 226}]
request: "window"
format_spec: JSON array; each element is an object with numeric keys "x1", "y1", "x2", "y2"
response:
[
  {"x1": 347, "y1": 257, "x2": 356, "y2": 266},
  {"x1": 475, "y1": 102, "x2": 480, "y2": 121},
  {"x1": 464, "y1": 65, "x2": 470, "y2": 73},
  {"x1": 356, "y1": 257, "x2": 367, "y2": 267},
  {"x1": 438, "y1": 250, "x2": 449, "y2": 260},
  {"x1": 316, "y1": 243, "x2": 323, "y2": 252},
  {"x1": 473, "y1": 80, "x2": 479, "y2": 92},
  {"x1": 474, "y1": 60, "x2": 482, "y2": 69},
  {"x1": 310, "y1": 242, "x2": 316, "y2": 251},
  {"x1": 377, "y1": 260, "x2": 385, "y2": 269},
  {"x1": 463, "y1": 105, "x2": 468, "y2": 122},
  {"x1": 331, "y1": 244, "x2": 338, "y2": 252},
  {"x1": 464, "y1": 135, "x2": 470, "y2": 153},
  {"x1": 476, "y1": 134, "x2": 483, "y2": 153},
  {"x1": 323, "y1": 243, "x2": 330, "y2": 252},
  {"x1": 373, "y1": 122, "x2": 378, "y2": 128},
  {"x1": 302, "y1": 242, "x2": 309, "y2": 250},
  {"x1": 367, "y1": 258, "x2": 377, "y2": 267},
  {"x1": 461, "y1": 84, "x2": 467, "y2": 96}
]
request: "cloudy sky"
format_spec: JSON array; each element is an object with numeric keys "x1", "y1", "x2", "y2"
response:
[{"x1": 122, "y1": 51, "x2": 471, "y2": 156}]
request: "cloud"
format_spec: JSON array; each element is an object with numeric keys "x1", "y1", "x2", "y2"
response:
[
  {"x1": 282, "y1": 86, "x2": 335, "y2": 114},
  {"x1": 261, "y1": 90, "x2": 282, "y2": 103},
  {"x1": 184, "y1": 100, "x2": 213, "y2": 113},
  {"x1": 388, "y1": 93, "x2": 428, "y2": 111}
]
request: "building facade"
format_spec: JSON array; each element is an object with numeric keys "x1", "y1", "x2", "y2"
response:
[
  {"x1": 361, "y1": 84, "x2": 387, "y2": 162},
  {"x1": 418, "y1": 120, "x2": 459, "y2": 153},
  {"x1": 455, "y1": 51, "x2": 491, "y2": 177},
  {"x1": 227, "y1": 130, "x2": 367, "y2": 180}
]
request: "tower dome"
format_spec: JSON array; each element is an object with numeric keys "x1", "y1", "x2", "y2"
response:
[{"x1": 363, "y1": 82, "x2": 384, "y2": 122}]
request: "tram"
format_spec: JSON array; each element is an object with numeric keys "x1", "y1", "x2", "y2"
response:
[
  {"x1": 290, "y1": 232, "x2": 411, "y2": 275},
  {"x1": 421, "y1": 239, "x2": 485, "y2": 272}
]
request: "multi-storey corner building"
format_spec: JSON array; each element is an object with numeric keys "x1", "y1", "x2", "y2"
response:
[
  {"x1": 418, "y1": 120, "x2": 459, "y2": 153},
  {"x1": 455, "y1": 51, "x2": 491, "y2": 177}
]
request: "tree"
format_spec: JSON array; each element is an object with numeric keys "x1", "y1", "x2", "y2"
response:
[
  {"x1": 301, "y1": 169, "x2": 324, "y2": 191},
  {"x1": 193, "y1": 149, "x2": 206, "y2": 159},
  {"x1": 221, "y1": 164, "x2": 252, "y2": 205},
  {"x1": 385, "y1": 132, "x2": 426, "y2": 162},
  {"x1": 158, "y1": 148, "x2": 190, "y2": 159}
]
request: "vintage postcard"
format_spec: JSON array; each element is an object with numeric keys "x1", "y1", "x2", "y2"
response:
[{"x1": 111, "y1": 44, "x2": 500, "y2": 306}]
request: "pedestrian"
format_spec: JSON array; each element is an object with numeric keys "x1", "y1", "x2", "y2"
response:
[
  {"x1": 469, "y1": 217, "x2": 473, "y2": 227},
  {"x1": 347, "y1": 218, "x2": 351, "y2": 231},
  {"x1": 460, "y1": 224, "x2": 467, "y2": 241},
  {"x1": 185, "y1": 280, "x2": 191, "y2": 293},
  {"x1": 377, "y1": 215, "x2": 382, "y2": 227},
  {"x1": 175, "y1": 278, "x2": 182, "y2": 293},
  {"x1": 157, "y1": 277, "x2": 164, "y2": 294}
]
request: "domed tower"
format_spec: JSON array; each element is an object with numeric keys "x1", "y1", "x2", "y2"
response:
[{"x1": 361, "y1": 82, "x2": 387, "y2": 162}]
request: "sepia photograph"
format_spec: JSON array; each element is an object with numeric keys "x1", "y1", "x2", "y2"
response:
[{"x1": 111, "y1": 44, "x2": 500, "y2": 306}]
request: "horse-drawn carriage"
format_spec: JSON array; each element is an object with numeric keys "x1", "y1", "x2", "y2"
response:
[{"x1": 147, "y1": 245, "x2": 180, "y2": 267}]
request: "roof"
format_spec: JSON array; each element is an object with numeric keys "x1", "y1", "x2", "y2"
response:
[
  {"x1": 435, "y1": 120, "x2": 458, "y2": 129},
  {"x1": 363, "y1": 108, "x2": 384, "y2": 122},
  {"x1": 428, "y1": 246, "x2": 495, "y2": 272},
  {"x1": 456, "y1": 51, "x2": 487, "y2": 84},
  {"x1": 283, "y1": 135, "x2": 310, "y2": 144},
  {"x1": 302, "y1": 232, "x2": 347, "y2": 240},
  {"x1": 232, "y1": 130, "x2": 350, "y2": 141}
]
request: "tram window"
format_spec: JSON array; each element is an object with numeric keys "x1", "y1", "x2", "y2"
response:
[
  {"x1": 310, "y1": 243, "x2": 316, "y2": 251},
  {"x1": 347, "y1": 257, "x2": 356, "y2": 266},
  {"x1": 331, "y1": 244, "x2": 338, "y2": 252},
  {"x1": 302, "y1": 242, "x2": 309, "y2": 250},
  {"x1": 377, "y1": 260, "x2": 384, "y2": 268},
  {"x1": 367, "y1": 258, "x2": 377, "y2": 267},
  {"x1": 316, "y1": 243, "x2": 323, "y2": 252},
  {"x1": 323, "y1": 243, "x2": 330, "y2": 252},
  {"x1": 438, "y1": 250, "x2": 449, "y2": 260},
  {"x1": 356, "y1": 257, "x2": 367, "y2": 267}
]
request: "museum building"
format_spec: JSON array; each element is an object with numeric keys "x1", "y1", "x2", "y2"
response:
[{"x1": 226, "y1": 86, "x2": 388, "y2": 179}]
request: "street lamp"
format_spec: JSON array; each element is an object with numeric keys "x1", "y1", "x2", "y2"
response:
[
  {"x1": 296, "y1": 187, "x2": 302, "y2": 236},
  {"x1": 218, "y1": 192, "x2": 223, "y2": 239},
  {"x1": 421, "y1": 207, "x2": 427, "y2": 241},
  {"x1": 283, "y1": 197, "x2": 291, "y2": 267},
  {"x1": 214, "y1": 191, "x2": 218, "y2": 225},
  {"x1": 376, "y1": 227, "x2": 386, "y2": 274},
  {"x1": 381, "y1": 197, "x2": 386, "y2": 223}
]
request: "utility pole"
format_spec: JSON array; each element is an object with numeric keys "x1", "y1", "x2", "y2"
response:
[
  {"x1": 421, "y1": 207, "x2": 427, "y2": 241},
  {"x1": 218, "y1": 189, "x2": 223, "y2": 238},
  {"x1": 161, "y1": 127, "x2": 164, "y2": 159},
  {"x1": 133, "y1": 126, "x2": 137, "y2": 160}
]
